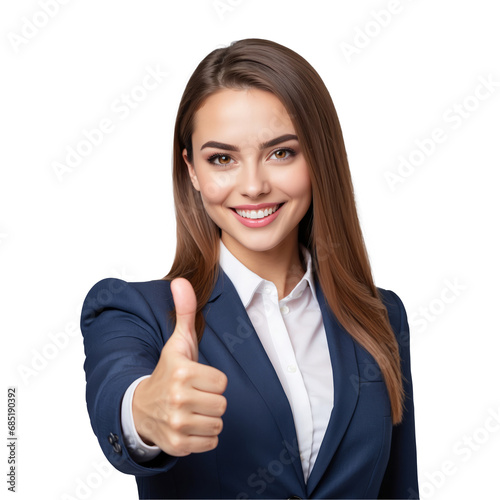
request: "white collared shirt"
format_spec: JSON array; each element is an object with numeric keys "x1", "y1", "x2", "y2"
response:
[{"x1": 121, "y1": 240, "x2": 334, "y2": 482}]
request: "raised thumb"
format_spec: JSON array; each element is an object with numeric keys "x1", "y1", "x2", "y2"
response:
[{"x1": 170, "y1": 277, "x2": 198, "y2": 361}]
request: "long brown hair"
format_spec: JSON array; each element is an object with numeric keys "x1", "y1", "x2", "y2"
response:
[{"x1": 165, "y1": 38, "x2": 404, "y2": 424}]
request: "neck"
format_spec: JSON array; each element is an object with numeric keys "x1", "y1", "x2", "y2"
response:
[{"x1": 221, "y1": 232, "x2": 306, "y2": 300}]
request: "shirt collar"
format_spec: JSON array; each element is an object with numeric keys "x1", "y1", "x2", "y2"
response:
[{"x1": 219, "y1": 239, "x2": 317, "y2": 308}]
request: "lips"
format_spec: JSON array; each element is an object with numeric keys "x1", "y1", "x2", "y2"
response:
[{"x1": 229, "y1": 202, "x2": 285, "y2": 228}]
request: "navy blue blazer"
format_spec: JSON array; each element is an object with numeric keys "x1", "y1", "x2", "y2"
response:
[{"x1": 80, "y1": 270, "x2": 419, "y2": 499}]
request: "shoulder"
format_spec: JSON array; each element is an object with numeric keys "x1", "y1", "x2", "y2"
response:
[
  {"x1": 376, "y1": 287, "x2": 410, "y2": 351},
  {"x1": 80, "y1": 278, "x2": 176, "y2": 347},
  {"x1": 82, "y1": 277, "x2": 174, "y2": 317}
]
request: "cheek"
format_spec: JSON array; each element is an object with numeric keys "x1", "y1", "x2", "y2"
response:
[
  {"x1": 279, "y1": 164, "x2": 312, "y2": 201},
  {"x1": 197, "y1": 170, "x2": 233, "y2": 206}
]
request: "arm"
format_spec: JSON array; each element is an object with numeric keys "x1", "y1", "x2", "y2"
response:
[
  {"x1": 378, "y1": 290, "x2": 419, "y2": 499},
  {"x1": 80, "y1": 278, "x2": 178, "y2": 476},
  {"x1": 81, "y1": 277, "x2": 227, "y2": 475}
]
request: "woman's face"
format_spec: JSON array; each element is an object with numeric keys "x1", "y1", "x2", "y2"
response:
[{"x1": 183, "y1": 88, "x2": 312, "y2": 260}]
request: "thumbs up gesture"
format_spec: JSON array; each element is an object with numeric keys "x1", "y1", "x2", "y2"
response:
[{"x1": 132, "y1": 278, "x2": 228, "y2": 457}]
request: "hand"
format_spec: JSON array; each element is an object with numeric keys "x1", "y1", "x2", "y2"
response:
[{"x1": 132, "y1": 277, "x2": 228, "y2": 456}]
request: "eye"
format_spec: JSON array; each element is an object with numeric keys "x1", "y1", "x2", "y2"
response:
[
  {"x1": 269, "y1": 148, "x2": 296, "y2": 161},
  {"x1": 207, "y1": 154, "x2": 234, "y2": 166}
]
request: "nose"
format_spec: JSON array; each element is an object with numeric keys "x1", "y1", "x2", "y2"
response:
[{"x1": 237, "y1": 161, "x2": 271, "y2": 199}]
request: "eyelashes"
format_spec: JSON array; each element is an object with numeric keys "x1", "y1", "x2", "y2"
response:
[
  {"x1": 206, "y1": 153, "x2": 233, "y2": 166},
  {"x1": 206, "y1": 147, "x2": 297, "y2": 167}
]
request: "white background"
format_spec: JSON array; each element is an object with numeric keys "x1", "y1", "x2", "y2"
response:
[{"x1": 1, "y1": 1, "x2": 499, "y2": 499}]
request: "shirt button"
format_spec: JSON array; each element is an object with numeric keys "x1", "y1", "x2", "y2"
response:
[
  {"x1": 280, "y1": 305, "x2": 289, "y2": 315},
  {"x1": 264, "y1": 287, "x2": 272, "y2": 294},
  {"x1": 287, "y1": 365, "x2": 297, "y2": 373}
]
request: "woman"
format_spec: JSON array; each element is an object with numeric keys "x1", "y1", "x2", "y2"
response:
[{"x1": 81, "y1": 38, "x2": 419, "y2": 499}]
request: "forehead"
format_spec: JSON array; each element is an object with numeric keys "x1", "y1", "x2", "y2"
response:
[{"x1": 192, "y1": 88, "x2": 295, "y2": 146}]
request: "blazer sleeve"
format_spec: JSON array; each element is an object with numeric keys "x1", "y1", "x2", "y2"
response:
[
  {"x1": 80, "y1": 278, "x2": 178, "y2": 476},
  {"x1": 378, "y1": 290, "x2": 419, "y2": 499}
]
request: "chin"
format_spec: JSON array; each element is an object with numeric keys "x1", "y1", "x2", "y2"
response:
[{"x1": 229, "y1": 234, "x2": 287, "y2": 253}]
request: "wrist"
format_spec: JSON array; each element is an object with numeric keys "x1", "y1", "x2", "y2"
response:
[{"x1": 132, "y1": 377, "x2": 157, "y2": 446}]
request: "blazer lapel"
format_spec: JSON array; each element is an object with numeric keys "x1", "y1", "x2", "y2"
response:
[
  {"x1": 306, "y1": 280, "x2": 360, "y2": 495},
  {"x1": 203, "y1": 269, "x2": 306, "y2": 488}
]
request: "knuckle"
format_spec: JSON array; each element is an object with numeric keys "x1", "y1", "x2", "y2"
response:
[
  {"x1": 168, "y1": 414, "x2": 186, "y2": 433},
  {"x1": 168, "y1": 434, "x2": 188, "y2": 456},
  {"x1": 172, "y1": 366, "x2": 190, "y2": 383},
  {"x1": 167, "y1": 390, "x2": 187, "y2": 410},
  {"x1": 218, "y1": 396, "x2": 227, "y2": 415},
  {"x1": 213, "y1": 418, "x2": 223, "y2": 434}
]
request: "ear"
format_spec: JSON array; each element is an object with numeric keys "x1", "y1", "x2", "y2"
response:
[{"x1": 182, "y1": 149, "x2": 200, "y2": 191}]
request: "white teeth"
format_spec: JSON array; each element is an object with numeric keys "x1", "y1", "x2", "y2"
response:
[{"x1": 235, "y1": 204, "x2": 280, "y2": 219}]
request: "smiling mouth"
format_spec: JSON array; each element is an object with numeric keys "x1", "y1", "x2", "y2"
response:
[{"x1": 232, "y1": 203, "x2": 285, "y2": 219}]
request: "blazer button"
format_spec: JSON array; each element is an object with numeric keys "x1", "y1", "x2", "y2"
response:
[
  {"x1": 288, "y1": 496, "x2": 302, "y2": 500},
  {"x1": 108, "y1": 433, "x2": 122, "y2": 453},
  {"x1": 107, "y1": 432, "x2": 119, "y2": 445}
]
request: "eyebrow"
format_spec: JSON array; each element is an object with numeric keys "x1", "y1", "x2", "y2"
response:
[{"x1": 200, "y1": 134, "x2": 298, "y2": 152}]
